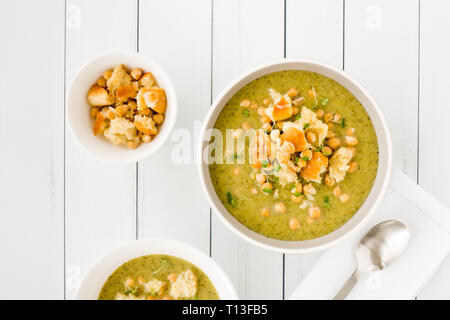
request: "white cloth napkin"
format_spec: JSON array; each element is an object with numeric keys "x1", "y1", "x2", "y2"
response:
[{"x1": 289, "y1": 170, "x2": 450, "y2": 300}]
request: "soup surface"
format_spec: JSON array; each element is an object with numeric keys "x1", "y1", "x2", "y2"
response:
[
  {"x1": 98, "y1": 254, "x2": 219, "y2": 300},
  {"x1": 209, "y1": 70, "x2": 378, "y2": 241}
]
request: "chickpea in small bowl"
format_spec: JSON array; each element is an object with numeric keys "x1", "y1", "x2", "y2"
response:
[
  {"x1": 88, "y1": 64, "x2": 166, "y2": 150},
  {"x1": 67, "y1": 52, "x2": 177, "y2": 162}
]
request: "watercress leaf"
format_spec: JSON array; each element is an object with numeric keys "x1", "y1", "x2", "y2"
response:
[
  {"x1": 151, "y1": 267, "x2": 161, "y2": 275},
  {"x1": 160, "y1": 257, "x2": 173, "y2": 267},
  {"x1": 226, "y1": 192, "x2": 237, "y2": 208},
  {"x1": 323, "y1": 196, "x2": 331, "y2": 209},
  {"x1": 228, "y1": 154, "x2": 239, "y2": 162},
  {"x1": 124, "y1": 286, "x2": 138, "y2": 296}
]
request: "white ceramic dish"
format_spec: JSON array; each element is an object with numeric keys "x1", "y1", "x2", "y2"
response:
[
  {"x1": 198, "y1": 58, "x2": 392, "y2": 254},
  {"x1": 76, "y1": 238, "x2": 238, "y2": 300},
  {"x1": 67, "y1": 52, "x2": 177, "y2": 162}
]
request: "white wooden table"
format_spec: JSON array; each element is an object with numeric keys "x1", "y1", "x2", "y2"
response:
[{"x1": 1, "y1": 0, "x2": 449, "y2": 300}]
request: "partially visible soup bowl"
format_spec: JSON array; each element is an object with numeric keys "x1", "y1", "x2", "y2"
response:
[
  {"x1": 76, "y1": 238, "x2": 238, "y2": 300},
  {"x1": 198, "y1": 58, "x2": 392, "y2": 254}
]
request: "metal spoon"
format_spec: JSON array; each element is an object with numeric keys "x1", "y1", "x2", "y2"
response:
[{"x1": 334, "y1": 220, "x2": 410, "y2": 300}]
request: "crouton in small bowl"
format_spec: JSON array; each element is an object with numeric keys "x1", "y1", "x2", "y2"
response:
[{"x1": 67, "y1": 52, "x2": 177, "y2": 162}]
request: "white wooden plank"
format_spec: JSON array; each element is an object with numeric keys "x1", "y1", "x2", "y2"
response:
[
  {"x1": 65, "y1": 0, "x2": 137, "y2": 299},
  {"x1": 286, "y1": 0, "x2": 343, "y2": 67},
  {"x1": 418, "y1": 256, "x2": 450, "y2": 300},
  {"x1": 345, "y1": 0, "x2": 419, "y2": 180},
  {"x1": 138, "y1": 0, "x2": 211, "y2": 253},
  {"x1": 212, "y1": 0, "x2": 284, "y2": 299},
  {"x1": 0, "y1": 0, "x2": 64, "y2": 299},
  {"x1": 284, "y1": 0, "x2": 344, "y2": 298},
  {"x1": 345, "y1": 0, "x2": 419, "y2": 298},
  {"x1": 416, "y1": 0, "x2": 450, "y2": 300}
]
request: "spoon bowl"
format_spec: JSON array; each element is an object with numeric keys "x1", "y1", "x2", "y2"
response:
[
  {"x1": 360, "y1": 220, "x2": 410, "y2": 269},
  {"x1": 334, "y1": 220, "x2": 410, "y2": 299}
]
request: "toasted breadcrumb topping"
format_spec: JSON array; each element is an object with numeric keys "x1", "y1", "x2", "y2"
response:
[
  {"x1": 169, "y1": 269, "x2": 198, "y2": 299},
  {"x1": 87, "y1": 64, "x2": 167, "y2": 149}
]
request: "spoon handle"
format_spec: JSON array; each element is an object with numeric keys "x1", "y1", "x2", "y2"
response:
[{"x1": 334, "y1": 272, "x2": 358, "y2": 300}]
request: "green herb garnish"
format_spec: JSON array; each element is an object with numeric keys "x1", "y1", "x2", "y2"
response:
[
  {"x1": 323, "y1": 151, "x2": 332, "y2": 157},
  {"x1": 341, "y1": 118, "x2": 346, "y2": 128},
  {"x1": 302, "y1": 156, "x2": 310, "y2": 162},
  {"x1": 151, "y1": 267, "x2": 161, "y2": 275},
  {"x1": 274, "y1": 164, "x2": 281, "y2": 172},
  {"x1": 261, "y1": 160, "x2": 269, "y2": 168},
  {"x1": 294, "y1": 192, "x2": 301, "y2": 197},
  {"x1": 294, "y1": 156, "x2": 300, "y2": 164},
  {"x1": 147, "y1": 289, "x2": 159, "y2": 297},
  {"x1": 124, "y1": 286, "x2": 138, "y2": 296},
  {"x1": 323, "y1": 196, "x2": 331, "y2": 209},
  {"x1": 295, "y1": 114, "x2": 301, "y2": 120},
  {"x1": 262, "y1": 188, "x2": 273, "y2": 194},
  {"x1": 243, "y1": 109, "x2": 250, "y2": 117},
  {"x1": 321, "y1": 98, "x2": 329, "y2": 106},
  {"x1": 315, "y1": 145, "x2": 323, "y2": 152},
  {"x1": 303, "y1": 123, "x2": 310, "y2": 130},
  {"x1": 227, "y1": 192, "x2": 237, "y2": 208},
  {"x1": 160, "y1": 257, "x2": 173, "y2": 267}
]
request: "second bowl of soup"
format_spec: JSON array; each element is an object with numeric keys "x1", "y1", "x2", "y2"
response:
[
  {"x1": 76, "y1": 238, "x2": 238, "y2": 300},
  {"x1": 198, "y1": 59, "x2": 392, "y2": 253}
]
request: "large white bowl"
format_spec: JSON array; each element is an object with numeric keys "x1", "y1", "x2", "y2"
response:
[
  {"x1": 67, "y1": 52, "x2": 177, "y2": 162},
  {"x1": 76, "y1": 238, "x2": 238, "y2": 300},
  {"x1": 198, "y1": 59, "x2": 392, "y2": 254}
]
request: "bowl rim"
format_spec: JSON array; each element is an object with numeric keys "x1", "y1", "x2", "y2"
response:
[
  {"x1": 198, "y1": 58, "x2": 393, "y2": 254},
  {"x1": 66, "y1": 51, "x2": 178, "y2": 163},
  {"x1": 76, "y1": 237, "x2": 239, "y2": 300}
]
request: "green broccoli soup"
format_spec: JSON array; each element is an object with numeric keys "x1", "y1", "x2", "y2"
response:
[
  {"x1": 98, "y1": 255, "x2": 219, "y2": 300},
  {"x1": 209, "y1": 70, "x2": 378, "y2": 241}
]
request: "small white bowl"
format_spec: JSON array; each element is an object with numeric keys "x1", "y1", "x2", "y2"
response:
[
  {"x1": 198, "y1": 58, "x2": 392, "y2": 254},
  {"x1": 67, "y1": 52, "x2": 177, "y2": 162},
  {"x1": 76, "y1": 238, "x2": 238, "y2": 300}
]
